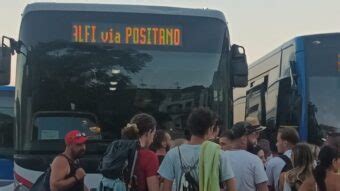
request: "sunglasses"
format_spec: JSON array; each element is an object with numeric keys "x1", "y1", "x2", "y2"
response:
[{"x1": 75, "y1": 132, "x2": 86, "y2": 137}]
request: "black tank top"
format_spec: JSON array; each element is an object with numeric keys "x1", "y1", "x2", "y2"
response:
[{"x1": 58, "y1": 154, "x2": 84, "y2": 191}]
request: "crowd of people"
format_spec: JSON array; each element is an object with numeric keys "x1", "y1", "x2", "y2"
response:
[{"x1": 41, "y1": 107, "x2": 339, "y2": 191}]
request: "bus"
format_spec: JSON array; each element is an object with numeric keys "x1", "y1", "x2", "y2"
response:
[
  {"x1": 0, "y1": 86, "x2": 15, "y2": 188},
  {"x1": 0, "y1": 3, "x2": 247, "y2": 190},
  {"x1": 233, "y1": 33, "x2": 340, "y2": 148}
]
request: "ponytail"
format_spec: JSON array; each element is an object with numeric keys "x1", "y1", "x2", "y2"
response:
[{"x1": 313, "y1": 164, "x2": 327, "y2": 191}]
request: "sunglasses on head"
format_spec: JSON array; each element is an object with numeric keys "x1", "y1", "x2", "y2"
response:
[{"x1": 75, "y1": 132, "x2": 86, "y2": 137}]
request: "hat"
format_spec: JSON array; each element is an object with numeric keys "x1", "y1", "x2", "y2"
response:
[
  {"x1": 230, "y1": 121, "x2": 253, "y2": 140},
  {"x1": 246, "y1": 117, "x2": 266, "y2": 133},
  {"x1": 65, "y1": 130, "x2": 88, "y2": 145}
]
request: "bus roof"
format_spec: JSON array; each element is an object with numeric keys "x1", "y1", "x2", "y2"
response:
[
  {"x1": 0, "y1": 86, "x2": 15, "y2": 91},
  {"x1": 295, "y1": 32, "x2": 340, "y2": 40},
  {"x1": 250, "y1": 32, "x2": 340, "y2": 69},
  {"x1": 23, "y1": 3, "x2": 227, "y2": 23}
]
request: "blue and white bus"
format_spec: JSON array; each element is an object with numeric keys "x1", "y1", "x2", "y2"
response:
[
  {"x1": 0, "y1": 86, "x2": 15, "y2": 188},
  {"x1": 233, "y1": 33, "x2": 340, "y2": 146}
]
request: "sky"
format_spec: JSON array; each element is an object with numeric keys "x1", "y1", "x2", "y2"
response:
[{"x1": 1, "y1": 0, "x2": 340, "y2": 85}]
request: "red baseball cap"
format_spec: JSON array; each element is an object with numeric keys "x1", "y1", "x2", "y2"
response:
[{"x1": 65, "y1": 130, "x2": 88, "y2": 145}]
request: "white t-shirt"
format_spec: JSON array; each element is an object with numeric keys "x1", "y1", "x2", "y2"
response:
[
  {"x1": 227, "y1": 150, "x2": 268, "y2": 191},
  {"x1": 266, "y1": 150, "x2": 292, "y2": 191}
]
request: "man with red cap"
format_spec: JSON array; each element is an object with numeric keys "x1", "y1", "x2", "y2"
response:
[{"x1": 49, "y1": 130, "x2": 88, "y2": 191}]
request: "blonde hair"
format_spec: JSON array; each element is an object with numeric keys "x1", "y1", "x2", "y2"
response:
[
  {"x1": 286, "y1": 143, "x2": 314, "y2": 189},
  {"x1": 121, "y1": 123, "x2": 139, "y2": 140}
]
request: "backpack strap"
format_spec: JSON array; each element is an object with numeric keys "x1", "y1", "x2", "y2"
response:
[
  {"x1": 126, "y1": 140, "x2": 140, "y2": 191},
  {"x1": 127, "y1": 149, "x2": 138, "y2": 191},
  {"x1": 278, "y1": 155, "x2": 292, "y2": 173},
  {"x1": 177, "y1": 146, "x2": 199, "y2": 191},
  {"x1": 177, "y1": 146, "x2": 185, "y2": 170},
  {"x1": 177, "y1": 146, "x2": 199, "y2": 169}
]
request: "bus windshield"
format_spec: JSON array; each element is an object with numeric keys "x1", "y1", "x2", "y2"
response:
[
  {"x1": 306, "y1": 36, "x2": 340, "y2": 133},
  {"x1": 17, "y1": 11, "x2": 227, "y2": 152}
]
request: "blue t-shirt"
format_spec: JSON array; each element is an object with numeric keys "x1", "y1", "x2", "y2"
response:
[{"x1": 158, "y1": 144, "x2": 234, "y2": 190}]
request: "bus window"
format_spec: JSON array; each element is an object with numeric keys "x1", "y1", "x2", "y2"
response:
[
  {"x1": 32, "y1": 112, "x2": 101, "y2": 141},
  {"x1": 233, "y1": 96, "x2": 246, "y2": 123},
  {"x1": 281, "y1": 46, "x2": 295, "y2": 78},
  {"x1": 277, "y1": 77, "x2": 300, "y2": 127},
  {"x1": 246, "y1": 83, "x2": 266, "y2": 125}
]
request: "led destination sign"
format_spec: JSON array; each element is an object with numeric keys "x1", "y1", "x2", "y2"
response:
[{"x1": 72, "y1": 24, "x2": 182, "y2": 46}]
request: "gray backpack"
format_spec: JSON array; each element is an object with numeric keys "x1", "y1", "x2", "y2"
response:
[{"x1": 177, "y1": 146, "x2": 199, "y2": 191}]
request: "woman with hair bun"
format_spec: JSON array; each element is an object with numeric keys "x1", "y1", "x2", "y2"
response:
[{"x1": 121, "y1": 113, "x2": 160, "y2": 191}]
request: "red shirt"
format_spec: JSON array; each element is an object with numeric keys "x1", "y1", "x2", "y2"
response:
[{"x1": 135, "y1": 148, "x2": 159, "y2": 191}]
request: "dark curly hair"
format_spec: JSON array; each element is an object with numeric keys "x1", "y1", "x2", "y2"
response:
[
  {"x1": 187, "y1": 107, "x2": 215, "y2": 137},
  {"x1": 150, "y1": 130, "x2": 167, "y2": 151}
]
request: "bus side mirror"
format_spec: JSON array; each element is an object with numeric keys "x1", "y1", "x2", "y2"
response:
[
  {"x1": 231, "y1": 44, "x2": 248, "y2": 87},
  {"x1": 0, "y1": 47, "x2": 11, "y2": 85}
]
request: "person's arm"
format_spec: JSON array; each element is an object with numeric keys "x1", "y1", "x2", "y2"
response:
[
  {"x1": 50, "y1": 157, "x2": 85, "y2": 191},
  {"x1": 158, "y1": 150, "x2": 176, "y2": 191},
  {"x1": 220, "y1": 151, "x2": 236, "y2": 191},
  {"x1": 224, "y1": 178, "x2": 236, "y2": 191},
  {"x1": 162, "y1": 179, "x2": 173, "y2": 191},
  {"x1": 278, "y1": 173, "x2": 286, "y2": 191},
  {"x1": 256, "y1": 182, "x2": 269, "y2": 191},
  {"x1": 254, "y1": 157, "x2": 269, "y2": 191},
  {"x1": 147, "y1": 176, "x2": 160, "y2": 191}
]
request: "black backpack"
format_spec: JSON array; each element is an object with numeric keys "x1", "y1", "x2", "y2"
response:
[
  {"x1": 98, "y1": 140, "x2": 139, "y2": 187},
  {"x1": 29, "y1": 168, "x2": 51, "y2": 191},
  {"x1": 177, "y1": 146, "x2": 199, "y2": 191},
  {"x1": 30, "y1": 154, "x2": 82, "y2": 191}
]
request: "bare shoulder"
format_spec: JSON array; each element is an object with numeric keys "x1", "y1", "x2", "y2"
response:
[
  {"x1": 304, "y1": 175, "x2": 315, "y2": 183},
  {"x1": 51, "y1": 155, "x2": 69, "y2": 170},
  {"x1": 299, "y1": 175, "x2": 316, "y2": 191},
  {"x1": 336, "y1": 175, "x2": 340, "y2": 188}
]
